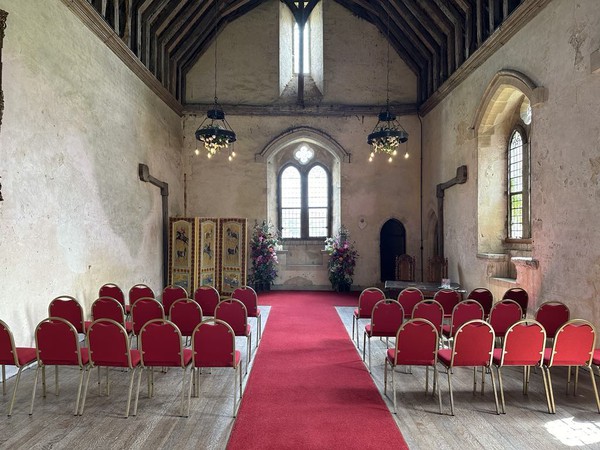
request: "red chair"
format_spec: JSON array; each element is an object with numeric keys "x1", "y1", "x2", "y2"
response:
[
  {"x1": 131, "y1": 298, "x2": 165, "y2": 339},
  {"x1": 396, "y1": 287, "x2": 424, "y2": 319},
  {"x1": 437, "y1": 320, "x2": 499, "y2": 415},
  {"x1": 433, "y1": 289, "x2": 461, "y2": 318},
  {"x1": 232, "y1": 286, "x2": 262, "y2": 347},
  {"x1": 135, "y1": 319, "x2": 193, "y2": 417},
  {"x1": 492, "y1": 319, "x2": 547, "y2": 413},
  {"x1": 441, "y1": 300, "x2": 484, "y2": 347},
  {"x1": 541, "y1": 319, "x2": 600, "y2": 414},
  {"x1": 215, "y1": 299, "x2": 252, "y2": 371},
  {"x1": 362, "y1": 299, "x2": 404, "y2": 372},
  {"x1": 384, "y1": 318, "x2": 442, "y2": 414},
  {"x1": 189, "y1": 319, "x2": 243, "y2": 417},
  {"x1": 412, "y1": 299, "x2": 444, "y2": 336},
  {"x1": 129, "y1": 284, "x2": 155, "y2": 309},
  {"x1": 30, "y1": 317, "x2": 89, "y2": 416},
  {"x1": 80, "y1": 319, "x2": 141, "y2": 417},
  {"x1": 502, "y1": 287, "x2": 529, "y2": 318},
  {"x1": 352, "y1": 287, "x2": 385, "y2": 347},
  {"x1": 535, "y1": 301, "x2": 570, "y2": 341},
  {"x1": 169, "y1": 299, "x2": 203, "y2": 345},
  {"x1": 488, "y1": 299, "x2": 522, "y2": 344},
  {"x1": 162, "y1": 285, "x2": 189, "y2": 318},
  {"x1": 193, "y1": 285, "x2": 220, "y2": 317},
  {"x1": 48, "y1": 295, "x2": 91, "y2": 335},
  {"x1": 1, "y1": 320, "x2": 37, "y2": 416},
  {"x1": 91, "y1": 296, "x2": 133, "y2": 334},
  {"x1": 467, "y1": 288, "x2": 494, "y2": 318},
  {"x1": 99, "y1": 283, "x2": 128, "y2": 315}
]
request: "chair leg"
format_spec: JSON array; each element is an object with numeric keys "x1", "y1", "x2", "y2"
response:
[
  {"x1": 29, "y1": 365, "x2": 41, "y2": 415},
  {"x1": 79, "y1": 366, "x2": 93, "y2": 416},
  {"x1": 180, "y1": 367, "x2": 188, "y2": 417},
  {"x1": 42, "y1": 365, "x2": 46, "y2": 398},
  {"x1": 447, "y1": 368, "x2": 454, "y2": 416},
  {"x1": 434, "y1": 365, "x2": 442, "y2": 414},
  {"x1": 488, "y1": 365, "x2": 500, "y2": 415},
  {"x1": 496, "y1": 366, "x2": 506, "y2": 414},
  {"x1": 472, "y1": 367, "x2": 477, "y2": 394},
  {"x1": 187, "y1": 368, "x2": 195, "y2": 418},
  {"x1": 352, "y1": 316, "x2": 356, "y2": 345},
  {"x1": 481, "y1": 365, "x2": 485, "y2": 395},
  {"x1": 246, "y1": 335, "x2": 251, "y2": 374},
  {"x1": 392, "y1": 361, "x2": 397, "y2": 414},
  {"x1": 545, "y1": 366, "x2": 556, "y2": 414},
  {"x1": 383, "y1": 359, "x2": 388, "y2": 396},
  {"x1": 588, "y1": 365, "x2": 600, "y2": 414},
  {"x1": 539, "y1": 365, "x2": 553, "y2": 414},
  {"x1": 574, "y1": 366, "x2": 580, "y2": 395},
  {"x1": 2, "y1": 365, "x2": 5, "y2": 396},
  {"x1": 74, "y1": 367, "x2": 86, "y2": 416},
  {"x1": 125, "y1": 367, "x2": 136, "y2": 418},
  {"x1": 425, "y1": 366, "x2": 429, "y2": 394},
  {"x1": 55, "y1": 366, "x2": 59, "y2": 396},
  {"x1": 7, "y1": 366, "x2": 23, "y2": 417},
  {"x1": 133, "y1": 367, "x2": 143, "y2": 416}
]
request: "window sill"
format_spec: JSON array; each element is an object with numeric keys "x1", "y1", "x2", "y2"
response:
[
  {"x1": 504, "y1": 238, "x2": 532, "y2": 244},
  {"x1": 476, "y1": 253, "x2": 509, "y2": 261},
  {"x1": 282, "y1": 239, "x2": 326, "y2": 246}
]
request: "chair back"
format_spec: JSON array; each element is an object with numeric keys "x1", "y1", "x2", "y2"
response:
[
  {"x1": 467, "y1": 288, "x2": 494, "y2": 317},
  {"x1": 357, "y1": 287, "x2": 385, "y2": 319},
  {"x1": 0, "y1": 320, "x2": 18, "y2": 366},
  {"x1": 131, "y1": 298, "x2": 165, "y2": 336},
  {"x1": 192, "y1": 319, "x2": 238, "y2": 368},
  {"x1": 170, "y1": 299, "x2": 203, "y2": 337},
  {"x1": 98, "y1": 283, "x2": 126, "y2": 310},
  {"x1": 232, "y1": 286, "x2": 259, "y2": 317},
  {"x1": 34, "y1": 317, "x2": 85, "y2": 367},
  {"x1": 214, "y1": 299, "x2": 248, "y2": 336},
  {"x1": 48, "y1": 295, "x2": 87, "y2": 334},
  {"x1": 448, "y1": 320, "x2": 495, "y2": 367},
  {"x1": 392, "y1": 318, "x2": 439, "y2": 366},
  {"x1": 502, "y1": 287, "x2": 529, "y2": 317},
  {"x1": 497, "y1": 319, "x2": 546, "y2": 367},
  {"x1": 546, "y1": 319, "x2": 596, "y2": 367},
  {"x1": 369, "y1": 300, "x2": 404, "y2": 337},
  {"x1": 535, "y1": 301, "x2": 570, "y2": 339},
  {"x1": 162, "y1": 285, "x2": 189, "y2": 316},
  {"x1": 193, "y1": 285, "x2": 220, "y2": 316},
  {"x1": 488, "y1": 299, "x2": 522, "y2": 338},
  {"x1": 396, "y1": 288, "x2": 424, "y2": 319},
  {"x1": 394, "y1": 254, "x2": 415, "y2": 282},
  {"x1": 92, "y1": 296, "x2": 127, "y2": 326},
  {"x1": 449, "y1": 300, "x2": 484, "y2": 336},
  {"x1": 412, "y1": 299, "x2": 444, "y2": 335},
  {"x1": 434, "y1": 289, "x2": 461, "y2": 317},
  {"x1": 129, "y1": 284, "x2": 155, "y2": 308},
  {"x1": 87, "y1": 319, "x2": 135, "y2": 368},
  {"x1": 139, "y1": 319, "x2": 186, "y2": 367},
  {"x1": 426, "y1": 256, "x2": 448, "y2": 283}
]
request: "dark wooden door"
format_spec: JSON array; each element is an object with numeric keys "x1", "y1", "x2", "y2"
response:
[{"x1": 380, "y1": 219, "x2": 406, "y2": 282}]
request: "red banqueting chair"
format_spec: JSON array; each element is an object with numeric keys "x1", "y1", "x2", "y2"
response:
[
  {"x1": 1, "y1": 320, "x2": 37, "y2": 416},
  {"x1": 99, "y1": 283, "x2": 128, "y2": 315},
  {"x1": 433, "y1": 289, "x2": 461, "y2": 318},
  {"x1": 30, "y1": 317, "x2": 89, "y2": 416},
  {"x1": 541, "y1": 319, "x2": 600, "y2": 414},
  {"x1": 91, "y1": 296, "x2": 133, "y2": 335},
  {"x1": 437, "y1": 319, "x2": 500, "y2": 415},
  {"x1": 135, "y1": 319, "x2": 193, "y2": 417},
  {"x1": 129, "y1": 284, "x2": 155, "y2": 310},
  {"x1": 169, "y1": 299, "x2": 203, "y2": 346},
  {"x1": 488, "y1": 299, "x2": 522, "y2": 345},
  {"x1": 80, "y1": 319, "x2": 141, "y2": 417},
  {"x1": 396, "y1": 287, "x2": 424, "y2": 319},
  {"x1": 492, "y1": 319, "x2": 547, "y2": 413},
  {"x1": 441, "y1": 300, "x2": 484, "y2": 347},
  {"x1": 193, "y1": 285, "x2": 220, "y2": 317},
  {"x1": 48, "y1": 295, "x2": 91, "y2": 335},
  {"x1": 362, "y1": 299, "x2": 404, "y2": 373},
  {"x1": 467, "y1": 288, "x2": 494, "y2": 318},
  {"x1": 412, "y1": 299, "x2": 444, "y2": 337},
  {"x1": 189, "y1": 319, "x2": 243, "y2": 417},
  {"x1": 215, "y1": 299, "x2": 252, "y2": 371},
  {"x1": 131, "y1": 298, "x2": 165, "y2": 344},
  {"x1": 535, "y1": 301, "x2": 570, "y2": 342},
  {"x1": 502, "y1": 287, "x2": 529, "y2": 318},
  {"x1": 384, "y1": 318, "x2": 442, "y2": 414},
  {"x1": 353, "y1": 287, "x2": 385, "y2": 347},
  {"x1": 232, "y1": 286, "x2": 262, "y2": 347},
  {"x1": 162, "y1": 285, "x2": 189, "y2": 318}
]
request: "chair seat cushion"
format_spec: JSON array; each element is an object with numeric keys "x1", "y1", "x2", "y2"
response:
[
  {"x1": 353, "y1": 308, "x2": 370, "y2": 319},
  {"x1": 248, "y1": 308, "x2": 261, "y2": 318},
  {"x1": 80, "y1": 347, "x2": 90, "y2": 365},
  {"x1": 441, "y1": 324, "x2": 451, "y2": 337},
  {"x1": 130, "y1": 349, "x2": 141, "y2": 367},
  {"x1": 387, "y1": 348, "x2": 435, "y2": 366},
  {"x1": 492, "y1": 348, "x2": 502, "y2": 366},
  {"x1": 437, "y1": 349, "x2": 452, "y2": 367},
  {"x1": 594, "y1": 349, "x2": 600, "y2": 366},
  {"x1": 15, "y1": 347, "x2": 37, "y2": 366},
  {"x1": 543, "y1": 347, "x2": 588, "y2": 366},
  {"x1": 124, "y1": 321, "x2": 133, "y2": 333},
  {"x1": 182, "y1": 348, "x2": 193, "y2": 366}
]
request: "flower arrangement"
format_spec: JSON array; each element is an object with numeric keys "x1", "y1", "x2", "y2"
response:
[
  {"x1": 324, "y1": 226, "x2": 359, "y2": 291},
  {"x1": 249, "y1": 221, "x2": 280, "y2": 290}
]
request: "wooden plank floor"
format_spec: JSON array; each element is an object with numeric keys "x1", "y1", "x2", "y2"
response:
[{"x1": 2, "y1": 305, "x2": 600, "y2": 449}]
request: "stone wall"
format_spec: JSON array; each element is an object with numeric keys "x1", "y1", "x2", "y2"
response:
[{"x1": 0, "y1": 0, "x2": 183, "y2": 346}]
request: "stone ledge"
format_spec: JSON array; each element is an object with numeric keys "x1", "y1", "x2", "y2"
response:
[
  {"x1": 477, "y1": 253, "x2": 509, "y2": 261},
  {"x1": 511, "y1": 256, "x2": 539, "y2": 269}
]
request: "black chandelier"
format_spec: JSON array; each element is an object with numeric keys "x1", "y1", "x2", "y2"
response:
[
  {"x1": 195, "y1": 0, "x2": 237, "y2": 161},
  {"x1": 367, "y1": 15, "x2": 408, "y2": 163}
]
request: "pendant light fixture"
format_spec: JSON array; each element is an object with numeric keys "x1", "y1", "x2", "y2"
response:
[
  {"x1": 195, "y1": 0, "x2": 237, "y2": 161},
  {"x1": 367, "y1": 15, "x2": 408, "y2": 163}
]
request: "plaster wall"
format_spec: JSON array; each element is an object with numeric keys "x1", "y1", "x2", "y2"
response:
[
  {"x1": 422, "y1": 0, "x2": 600, "y2": 328},
  {"x1": 0, "y1": 0, "x2": 183, "y2": 346}
]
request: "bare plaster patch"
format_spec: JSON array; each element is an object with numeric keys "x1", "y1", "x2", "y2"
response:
[
  {"x1": 590, "y1": 156, "x2": 600, "y2": 185},
  {"x1": 568, "y1": 24, "x2": 587, "y2": 70}
]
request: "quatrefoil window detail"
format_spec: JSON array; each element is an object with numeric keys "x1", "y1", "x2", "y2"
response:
[{"x1": 294, "y1": 145, "x2": 314, "y2": 165}]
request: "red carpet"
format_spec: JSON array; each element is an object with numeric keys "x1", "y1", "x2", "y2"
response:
[{"x1": 227, "y1": 291, "x2": 409, "y2": 450}]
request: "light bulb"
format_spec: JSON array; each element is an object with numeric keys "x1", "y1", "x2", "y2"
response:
[
  {"x1": 392, "y1": 150, "x2": 397, "y2": 156},
  {"x1": 232, "y1": 151, "x2": 236, "y2": 157},
  {"x1": 388, "y1": 156, "x2": 393, "y2": 163},
  {"x1": 228, "y1": 155, "x2": 233, "y2": 162},
  {"x1": 195, "y1": 148, "x2": 200, "y2": 156},
  {"x1": 369, "y1": 156, "x2": 373, "y2": 162},
  {"x1": 404, "y1": 152, "x2": 409, "y2": 159},
  {"x1": 207, "y1": 153, "x2": 212, "y2": 159}
]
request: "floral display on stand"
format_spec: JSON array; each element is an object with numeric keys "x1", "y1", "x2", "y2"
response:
[
  {"x1": 249, "y1": 221, "x2": 280, "y2": 291},
  {"x1": 324, "y1": 226, "x2": 359, "y2": 292}
]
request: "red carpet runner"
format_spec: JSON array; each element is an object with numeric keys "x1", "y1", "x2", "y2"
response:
[{"x1": 227, "y1": 291, "x2": 409, "y2": 450}]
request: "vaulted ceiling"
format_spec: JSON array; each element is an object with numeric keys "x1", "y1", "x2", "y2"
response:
[{"x1": 79, "y1": 0, "x2": 539, "y2": 107}]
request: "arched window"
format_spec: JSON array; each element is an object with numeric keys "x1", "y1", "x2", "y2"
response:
[
  {"x1": 279, "y1": 162, "x2": 330, "y2": 239},
  {"x1": 507, "y1": 127, "x2": 530, "y2": 239}
]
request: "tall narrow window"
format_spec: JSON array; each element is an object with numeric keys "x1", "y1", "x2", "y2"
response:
[
  {"x1": 307, "y1": 166, "x2": 328, "y2": 237},
  {"x1": 280, "y1": 166, "x2": 302, "y2": 238},
  {"x1": 293, "y1": 21, "x2": 310, "y2": 74},
  {"x1": 507, "y1": 128, "x2": 529, "y2": 239}
]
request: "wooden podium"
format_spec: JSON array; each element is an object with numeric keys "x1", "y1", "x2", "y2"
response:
[{"x1": 168, "y1": 217, "x2": 247, "y2": 296}]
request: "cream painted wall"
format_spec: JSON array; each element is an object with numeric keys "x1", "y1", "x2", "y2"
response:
[
  {"x1": 0, "y1": 0, "x2": 183, "y2": 346},
  {"x1": 422, "y1": 0, "x2": 600, "y2": 328}
]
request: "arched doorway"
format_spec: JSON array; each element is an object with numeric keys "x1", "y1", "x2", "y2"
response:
[{"x1": 380, "y1": 219, "x2": 406, "y2": 282}]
